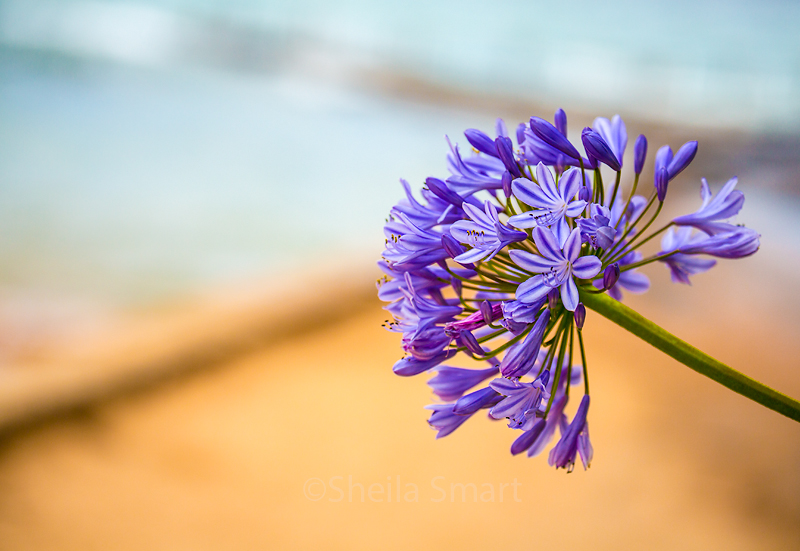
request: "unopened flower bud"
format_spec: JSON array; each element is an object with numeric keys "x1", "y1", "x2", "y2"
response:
[
  {"x1": 495, "y1": 136, "x2": 522, "y2": 178},
  {"x1": 578, "y1": 186, "x2": 592, "y2": 203},
  {"x1": 464, "y1": 128, "x2": 498, "y2": 157},
  {"x1": 529, "y1": 116, "x2": 581, "y2": 160},
  {"x1": 453, "y1": 387, "x2": 500, "y2": 415},
  {"x1": 555, "y1": 153, "x2": 567, "y2": 174},
  {"x1": 667, "y1": 140, "x2": 698, "y2": 180},
  {"x1": 581, "y1": 128, "x2": 622, "y2": 171},
  {"x1": 442, "y1": 234, "x2": 475, "y2": 270},
  {"x1": 574, "y1": 303, "x2": 586, "y2": 329},
  {"x1": 603, "y1": 263, "x2": 620, "y2": 290},
  {"x1": 442, "y1": 234, "x2": 465, "y2": 259},
  {"x1": 501, "y1": 170, "x2": 513, "y2": 198},
  {"x1": 554, "y1": 108, "x2": 568, "y2": 137},
  {"x1": 655, "y1": 166, "x2": 669, "y2": 202},
  {"x1": 634, "y1": 134, "x2": 647, "y2": 175}
]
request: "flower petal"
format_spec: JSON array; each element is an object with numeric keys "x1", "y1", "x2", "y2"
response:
[
  {"x1": 517, "y1": 275, "x2": 550, "y2": 303},
  {"x1": 509, "y1": 249, "x2": 558, "y2": 273},
  {"x1": 563, "y1": 227, "x2": 582, "y2": 261},
  {"x1": 572, "y1": 255, "x2": 602, "y2": 279},
  {"x1": 532, "y1": 226, "x2": 563, "y2": 260},
  {"x1": 454, "y1": 247, "x2": 491, "y2": 264},
  {"x1": 559, "y1": 168, "x2": 581, "y2": 202},
  {"x1": 560, "y1": 277, "x2": 579, "y2": 311},
  {"x1": 512, "y1": 179, "x2": 554, "y2": 209}
]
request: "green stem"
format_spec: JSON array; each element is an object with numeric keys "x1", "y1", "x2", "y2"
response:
[
  {"x1": 616, "y1": 172, "x2": 640, "y2": 231},
  {"x1": 617, "y1": 250, "x2": 677, "y2": 273},
  {"x1": 578, "y1": 289, "x2": 800, "y2": 422},
  {"x1": 609, "y1": 171, "x2": 622, "y2": 208},
  {"x1": 577, "y1": 327, "x2": 589, "y2": 395}
]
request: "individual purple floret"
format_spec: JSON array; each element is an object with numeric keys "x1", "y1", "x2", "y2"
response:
[
  {"x1": 667, "y1": 141, "x2": 698, "y2": 179},
  {"x1": 501, "y1": 171, "x2": 513, "y2": 198},
  {"x1": 574, "y1": 303, "x2": 586, "y2": 329},
  {"x1": 554, "y1": 109, "x2": 568, "y2": 137},
  {"x1": 428, "y1": 365, "x2": 500, "y2": 402},
  {"x1": 655, "y1": 166, "x2": 669, "y2": 202},
  {"x1": 511, "y1": 418, "x2": 546, "y2": 455},
  {"x1": 633, "y1": 134, "x2": 647, "y2": 175},
  {"x1": 600, "y1": 250, "x2": 650, "y2": 300},
  {"x1": 582, "y1": 127, "x2": 622, "y2": 171},
  {"x1": 549, "y1": 395, "x2": 592, "y2": 471},
  {"x1": 445, "y1": 137, "x2": 505, "y2": 197},
  {"x1": 441, "y1": 234, "x2": 474, "y2": 269},
  {"x1": 529, "y1": 116, "x2": 582, "y2": 161},
  {"x1": 658, "y1": 227, "x2": 717, "y2": 284},
  {"x1": 603, "y1": 264, "x2": 620, "y2": 290},
  {"x1": 464, "y1": 128, "x2": 500, "y2": 157},
  {"x1": 391, "y1": 179, "x2": 457, "y2": 228},
  {"x1": 655, "y1": 141, "x2": 698, "y2": 182},
  {"x1": 672, "y1": 177, "x2": 745, "y2": 235},
  {"x1": 577, "y1": 204, "x2": 616, "y2": 249},
  {"x1": 495, "y1": 136, "x2": 522, "y2": 178},
  {"x1": 510, "y1": 227, "x2": 602, "y2": 311},
  {"x1": 677, "y1": 227, "x2": 760, "y2": 259},
  {"x1": 451, "y1": 201, "x2": 527, "y2": 263},
  {"x1": 500, "y1": 308, "x2": 550, "y2": 378},
  {"x1": 508, "y1": 163, "x2": 586, "y2": 243},
  {"x1": 426, "y1": 404, "x2": 472, "y2": 438},
  {"x1": 593, "y1": 115, "x2": 628, "y2": 168},
  {"x1": 453, "y1": 386, "x2": 502, "y2": 415},
  {"x1": 393, "y1": 349, "x2": 458, "y2": 376},
  {"x1": 383, "y1": 213, "x2": 449, "y2": 271},
  {"x1": 489, "y1": 371, "x2": 551, "y2": 428}
]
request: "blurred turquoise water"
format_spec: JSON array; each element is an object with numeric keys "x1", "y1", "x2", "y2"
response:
[
  {"x1": 0, "y1": 53, "x2": 489, "y2": 304},
  {"x1": 0, "y1": 0, "x2": 798, "y2": 307},
  {"x1": 4, "y1": 0, "x2": 798, "y2": 130}
]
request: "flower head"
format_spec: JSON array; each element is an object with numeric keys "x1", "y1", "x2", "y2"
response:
[{"x1": 379, "y1": 108, "x2": 760, "y2": 470}]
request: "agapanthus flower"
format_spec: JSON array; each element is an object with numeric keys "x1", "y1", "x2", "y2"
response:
[
  {"x1": 426, "y1": 404, "x2": 472, "y2": 438},
  {"x1": 599, "y1": 250, "x2": 650, "y2": 299},
  {"x1": 576, "y1": 204, "x2": 616, "y2": 249},
  {"x1": 582, "y1": 127, "x2": 621, "y2": 171},
  {"x1": 508, "y1": 163, "x2": 586, "y2": 244},
  {"x1": 451, "y1": 201, "x2": 527, "y2": 263},
  {"x1": 593, "y1": 115, "x2": 628, "y2": 167},
  {"x1": 511, "y1": 227, "x2": 602, "y2": 311},
  {"x1": 379, "y1": 109, "x2": 770, "y2": 471},
  {"x1": 672, "y1": 177, "x2": 745, "y2": 235},
  {"x1": 489, "y1": 371, "x2": 550, "y2": 428},
  {"x1": 658, "y1": 227, "x2": 717, "y2": 284},
  {"x1": 428, "y1": 365, "x2": 499, "y2": 402},
  {"x1": 549, "y1": 395, "x2": 592, "y2": 472}
]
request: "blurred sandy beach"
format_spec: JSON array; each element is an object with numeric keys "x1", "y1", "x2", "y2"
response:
[{"x1": 0, "y1": 253, "x2": 798, "y2": 550}]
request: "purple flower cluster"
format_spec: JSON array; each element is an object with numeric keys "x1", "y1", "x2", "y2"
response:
[{"x1": 378, "y1": 110, "x2": 759, "y2": 471}]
